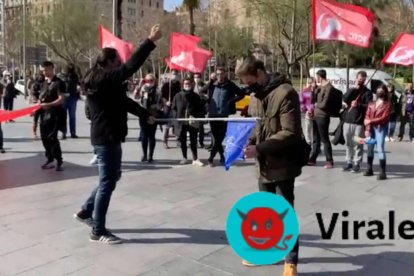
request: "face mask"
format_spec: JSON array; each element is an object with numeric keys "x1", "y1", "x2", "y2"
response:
[
  {"x1": 146, "y1": 82, "x2": 154, "y2": 88},
  {"x1": 194, "y1": 78, "x2": 200, "y2": 83},
  {"x1": 183, "y1": 85, "x2": 192, "y2": 91},
  {"x1": 249, "y1": 82, "x2": 266, "y2": 99},
  {"x1": 171, "y1": 75, "x2": 178, "y2": 81},
  {"x1": 377, "y1": 91, "x2": 386, "y2": 99}
]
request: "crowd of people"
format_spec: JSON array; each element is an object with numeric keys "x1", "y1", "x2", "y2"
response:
[
  {"x1": 2, "y1": 24, "x2": 414, "y2": 276},
  {"x1": 300, "y1": 69, "x2": 414, "y2": 180}
]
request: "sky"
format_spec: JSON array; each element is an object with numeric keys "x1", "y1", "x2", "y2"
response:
[{"x1": 164, "y1": 0, "x2": 184, "y2": 11}]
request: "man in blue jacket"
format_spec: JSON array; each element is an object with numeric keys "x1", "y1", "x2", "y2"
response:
[{"x1": 207, "y1": 67, "x2": 244, "y2": 166}]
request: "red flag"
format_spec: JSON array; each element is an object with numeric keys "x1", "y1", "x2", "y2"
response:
[
  {"x1": 382, "y1": 33, "x2": 414, "y2": 66},
  {"x1": 99, "y1": 25, "x2": 134, "y2": 63},
  {"x1": 312, "y1": 0, "x2": 375, "y2": 48},
  {"x1": 0, "y1": 104, "x2": 41, "y2": 123},
  {"x1": 169, "y1": 32, "x2": 213, "y2": 73}
]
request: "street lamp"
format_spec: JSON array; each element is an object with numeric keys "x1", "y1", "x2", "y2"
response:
[{"x1": 22, "y1": 0, "x2": 27, "y2": 99}]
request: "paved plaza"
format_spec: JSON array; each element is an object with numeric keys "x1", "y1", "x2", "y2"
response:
[{"x1": 1, "y1": 98, "x2": 414, "y2": 276}]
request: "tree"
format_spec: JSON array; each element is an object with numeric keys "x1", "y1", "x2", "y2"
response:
[
  {"x1": 32, "y1": 0, "x2": 100, "y2": 70},
  {"x1": 182, "y1": 0, "x2": 200, "y2": 35},
  {"x1": 245, "y1": 0, "x2": 313, "y2": 77}
]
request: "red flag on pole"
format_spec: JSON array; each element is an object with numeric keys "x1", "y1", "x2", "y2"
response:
[
  {"x1": 0, "y1": 104, "x2": 41, "y2": 123},
  {"x1": 168, "y1": 32, "x2": 213, "y2": 73},
  {"x1": 99, "y1": 25, "x2": 134, "y2": 63},
  {"x1": 312, "y1": 0, "x2": 375, "y2": 48},
  {"x1": 382, "y1": 33, "x2": 414, "y2": 66}
]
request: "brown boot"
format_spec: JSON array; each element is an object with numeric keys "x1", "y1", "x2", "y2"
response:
[{"x1": 283, "y1": 263, "x2": 298, "y2": 276}]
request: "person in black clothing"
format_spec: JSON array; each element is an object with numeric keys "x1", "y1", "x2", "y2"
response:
[
  {"x1": 193, "y1": 73, "x2": 207, "y2": 148},
  {"x1": 308, "y1": 69, "x2": 335, "y2": 169},
  {"x1": 3, "y1": 75, "x2": 19, "y2": 122},
  {"x1": 73, "y1": 25, "x2": 161, "y2": 245},
  {"x1": 161, "y1": 70, "x2": 181, "y2": 148},
  {"x1": 31, "y1": 73, "x2": 45, "y2": 138},
  {"x1": 38, "y1": 61, "x2": 66, "y2": 171},
  {"x1": 386, "y1": 84, "x2": 399, "y2": 142},
  {"x1": 61, "y1": 63, "x2": 80, "y2": 139},
  {"x1": 207, "y1": 67, "x2": 244, "y2": 166},
  {"x1": 172, "y1": 77, "x2": 205, "y2": 166},
  {"x1": 139, "y1": 73, "x2": 162, "y2": 162},
  {"x1": 342, "y1": 71, "x2": 372, "y2": 173}
]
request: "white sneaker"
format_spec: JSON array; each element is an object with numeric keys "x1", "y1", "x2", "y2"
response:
[
  {"x1": 385, "y1": 137, "x2": 390, "y2": 142},
  {"x1": 192, "y1": 159, "x2": 204, "y2": 167},
  {"x1": 390, "y1": 137, "x2": 395, "y2": 142},
  {"x1": 89, "y1": 155, "x2": 98, "y2": 165}
]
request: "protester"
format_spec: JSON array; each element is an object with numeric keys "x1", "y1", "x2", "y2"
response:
[
  {"x1": 0, "y1": 122, "x2": 4, "y2": 153},
  {"x1": 193, "y1": 72, "x2": 208, "y2": 148},
  {"x1": 161, "y1": 70, "x2": 181, "y2": 149},
  {"x1": 364, "y1": 84, "x2": 391, "y2": 180},
  {"x1": 172, "y1": 77, "x2": 205, "y2": 166},
  {"x1": 199, "y1": 72, "x2": 218, "y2": 150},
  {"x1": 139, "y1": 73, "x2": 162, "y2": 162},
  {"x1": 3, "y1": 75, "x2": 19, "y2": 122},
  {"x1": 84, "y1": 97, "x2": 98, "y2": 165},
  {"x1": 397, "y1": 84, "x2": 414, "y2": 142},
  {"x1": 61, "y1": 63, "x2": 81, "y2": 139},
  {"x1": 73, "y1": 25, "x2": 161, "y2": 245},
  {"x1": 237, "y1": 57, "x2": 301, "y2": 276},
  {"x1": 38, "y1": 61, "x2": 66, "y2": 171},
  {"x1": 300, "y1": 78, "x2": 316, "y2": 145},
  {"x1": 31, "y1": 73, "x2": 45, "y2": 138},
  {"x1": 207, "y1": 67, "x2": 244, "y2": 167},
  {"x1": 386, "y1": 84, "x2": 399, "y2": 142},
  {"x1": 308, "y1": 69, "x2": 335, "y2": 169},
  {"x1": 342, "y1": 71, "x2": 372, "y2": 173}
]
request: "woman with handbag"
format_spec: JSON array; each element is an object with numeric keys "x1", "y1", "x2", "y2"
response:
[
  {"x1": 171, "y1": 77, "x2": 205, "y2": 166},
  {"x1": 363, "y1": 84, "x2": 391, "y2": 180},
  {"x1": 139, "y1": 73, "x2": 162, "y2": 163}
]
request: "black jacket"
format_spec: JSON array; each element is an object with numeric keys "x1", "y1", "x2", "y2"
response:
[
  {"x1": 343, "y1": 86, "x2": 373, "y2": 125},
  {"x1": 84, "y1": 39, "x2": 155, "y2": 145},
  {"x1": 171, "y1": 90, "x2": 204, "y2": 135},
  {"x1": 208, "y1": 79, "x2": 243, "y2": 117}
]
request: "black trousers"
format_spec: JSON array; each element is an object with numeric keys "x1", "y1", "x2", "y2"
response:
[
  {"x1": 209, "y1": 121, "x2": 227, "y2": 162},
  {"x1": 140, "y1": 120, "x2": 157, "y2": 158},
  {"x1": 310, "y1": 116, "x2": 333, "y2": 163},
  {"x1": 40, "y1": 116, "x2": 63, "y2": 163},
  {"x1": 199, "y1": 123, "x2": 205, "y2": 146},
  {"x1": 180, "y1": 125, "x2": 198, "y2": 160},
  {"x1": 259, "y1": 178, "x2": 299, "y2": 265},
  {"x1": 398, "y1": 112, "x2": 414, "y2": 140}
]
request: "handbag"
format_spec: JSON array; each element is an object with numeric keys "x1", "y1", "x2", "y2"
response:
[{"x1": 185, "y1": 108, "x2": 200, "y2": 129}]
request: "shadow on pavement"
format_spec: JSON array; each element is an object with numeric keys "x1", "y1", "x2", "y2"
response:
[
  {"x1": 301, "y1": 251, "x2": 414, "y2": 276},
  {"x1": 112, "y1": 228, "x2": 227, "y2": 245},
  {"x1": 0, "y1": 155, "x2": 97, "y2": 190}
]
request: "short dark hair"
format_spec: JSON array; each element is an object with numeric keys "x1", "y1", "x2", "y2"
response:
[
  {"x1": 41, "y1": 61, "x2": 54, "y2": 68},
  {"x1": 95, "y1": 48, "x2": 119, "y2": 68},
  {"x1": 377, "y1": 84, "x2": 389, "y2": 101},
  {"x1": 183, "y1": 77, "x2": 194, "y2": 84},
  {"x1": 357, "y1": 71, "x2": 367, "y2": 78},
  {"x1": 236, "y1": 57, "x2": 266, "y2": 77},
  {"x1": 316, "y1": 69, "x2": 327, "y2": 79}
]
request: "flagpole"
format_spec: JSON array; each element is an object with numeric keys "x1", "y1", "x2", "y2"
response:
[
  {"x1": 155, "y1": 117, "x2": 261, "y2": 122},
  {"x1": 346, "y1": 54, "x2": 350, "y2": 92}
]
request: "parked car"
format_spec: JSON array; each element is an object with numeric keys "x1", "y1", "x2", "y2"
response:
[{"x1": 14, "y1": 79, "x2": 26, "y2": 95}]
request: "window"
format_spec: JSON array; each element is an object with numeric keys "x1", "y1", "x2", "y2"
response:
[
  {"x1": 246, "y1": 9, "x2": 251, "y2": 18},
  {"x1": 141, "y1": 10, "x2": 144, "y2": 17},
  {"x1": 156, "y1": 2, "x2": 159, "y2": 8}
]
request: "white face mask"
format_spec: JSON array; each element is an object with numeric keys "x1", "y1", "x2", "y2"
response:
[
  {"x1": 194, "y1": 77, "x2": 200, "y2": 82},
  {"x1": 183, "y1": 85, "x2": 192, "y2": 91},
  {"x1": 171, "y1": 75, "x2": 178, "y2": 81}
]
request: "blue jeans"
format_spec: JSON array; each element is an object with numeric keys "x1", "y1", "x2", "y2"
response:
[
  {"x1": 388, "y1": 114, "x2": 397, "y2": 138},
  {"x1": 65, "y1": 97, "x2": 78, "y2": 136},
  {"x1": 368, "y1": 125, "x2": 387, "y2": 160},
  {"x1": 82, "y1": 143, "x2": 122, "y2": 235}
]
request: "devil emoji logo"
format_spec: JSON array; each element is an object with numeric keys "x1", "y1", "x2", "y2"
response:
[
  {"x1": 226, "y1": 192, "x2": 299, "y2": 266},
  {"x1": 237, "y1": 207, "x2": 293, "y2": 251}
]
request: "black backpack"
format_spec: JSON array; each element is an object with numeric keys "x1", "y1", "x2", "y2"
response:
[{"x1": 327, "y1": 87, "x2": 343, "y2": 117}]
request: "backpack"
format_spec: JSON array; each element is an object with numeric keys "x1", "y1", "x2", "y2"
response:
[{"x1": 327, "y1": 87, "x2": 343, "y2": 117}]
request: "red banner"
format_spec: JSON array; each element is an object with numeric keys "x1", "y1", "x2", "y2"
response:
[
  {"x1": 382, "y1": 33, "x2": 414, "y2": 66},
  {"x1": 312, "y1": 0, "x2": 375, "y2": 48},
  {"x1": 99, "y1": 25, "x2": 134, "y2": 63},
  {"x1": 0, "y1": 104, "x2": 41, "y2": 123},
  {"x1": 168, "y1": 32, "x2": 213, "y2": 73}
]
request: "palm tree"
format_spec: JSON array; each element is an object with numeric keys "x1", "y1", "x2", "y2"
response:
[{"x1": 183, "y1": 0, "x2": 200, "y2": 35}]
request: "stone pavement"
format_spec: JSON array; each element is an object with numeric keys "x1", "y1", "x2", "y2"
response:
[{"x1": 0, "y1": 98, "x2": 414, "y2": 276}]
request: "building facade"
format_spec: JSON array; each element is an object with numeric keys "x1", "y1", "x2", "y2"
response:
[{"x1": 0, "y1": 0, "x2": 5, "y2": 66}]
